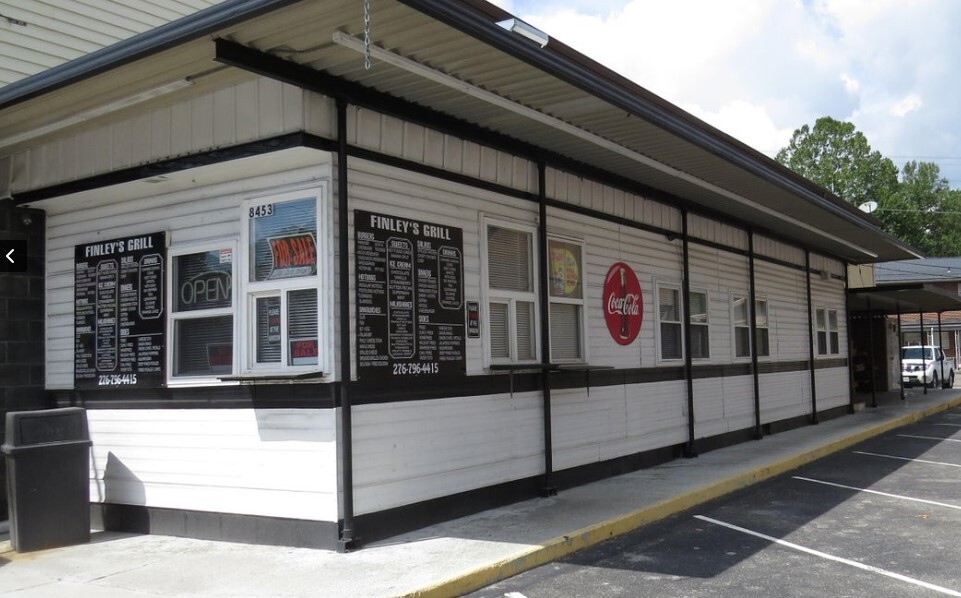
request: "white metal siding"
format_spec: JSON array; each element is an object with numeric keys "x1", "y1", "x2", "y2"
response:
[{"x1": 88, "y1": 408, "x2": 338, "y2": 521}]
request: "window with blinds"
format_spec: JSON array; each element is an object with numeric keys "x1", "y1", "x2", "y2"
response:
[
  {"x1": 171, "y1": 247, "x2": 234, "y2": 378},
  {"x1": 484, "y1": 221, "x2": 538, "y2": 363},
  {"x1": 659, "y1": 286, "x2": 682, "y2": 360}
]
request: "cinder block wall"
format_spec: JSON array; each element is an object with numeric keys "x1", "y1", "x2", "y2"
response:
[{"x1": 0, "y1": 201, "x2": 47, "y2": 519}]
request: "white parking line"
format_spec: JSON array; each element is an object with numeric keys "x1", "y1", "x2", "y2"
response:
[
  {"x1": 853, "y1": 451, "x2": 961, "y2": 468},
  {"x1": 899, "y1": 434, "x2": 961, "y2": 443},
  {"x1": 694, "y1": 515, "x2": 961, "y2": 596},
  {"x1": 793, "y1": 476, "x2": 961, "y2": 510},
  {"x1": 932, "y1": 423, "x2": 961, "y2": 428}
]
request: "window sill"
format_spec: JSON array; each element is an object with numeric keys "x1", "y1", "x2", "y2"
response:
[{"x1": 218, "y1": 370, "x2": 327, "y2": 383}]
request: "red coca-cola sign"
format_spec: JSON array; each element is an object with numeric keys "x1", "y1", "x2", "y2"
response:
[{"x1": 603, "y1": 262, "x2": 643, "y2": 345}]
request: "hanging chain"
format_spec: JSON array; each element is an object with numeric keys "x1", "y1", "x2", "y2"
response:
[{"x1": 363, "y1": 0, "x2": 372, "y2": 70}]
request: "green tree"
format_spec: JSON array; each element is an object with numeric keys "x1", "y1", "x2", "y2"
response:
[
  {"x1": 882, "y1": 161, "x2": 961, "y2": 256},
  {"x1": 775, "y1": 116, "x2": 899, "y2": 208}
]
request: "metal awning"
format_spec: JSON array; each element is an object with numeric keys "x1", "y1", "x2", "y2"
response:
[{"x1": 848, "y1": 284, "x2": 961, "y2": 314}]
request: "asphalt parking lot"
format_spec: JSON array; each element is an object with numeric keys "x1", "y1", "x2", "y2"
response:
[{"x1": 470, "y1": 407, "x2": 961, "y2": 598}]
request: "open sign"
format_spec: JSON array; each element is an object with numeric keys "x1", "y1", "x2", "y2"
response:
[{"x1": 179, "y1": 270, "x2": 231, "y2": 310}]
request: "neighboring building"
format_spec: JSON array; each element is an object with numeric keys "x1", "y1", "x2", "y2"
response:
[
  {"x1": 876, "y1": 258, "x2": 961, "y2": 356},
  {"x1": 0, "y1": 0, "x2": 226, "y2": 86},
  {"x1": 0, "y1": 0, "x2": 934, "y2": 550}
]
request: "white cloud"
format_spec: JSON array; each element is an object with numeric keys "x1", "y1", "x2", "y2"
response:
[
  {"x1": 511, "y1": 0, "x2": 961, "y2": 185},
  {"x1": 841, "y1": 73, "x2": 860, "y2": 94},
  {"x1": 890, "y1": 94, "x2": 923, "y2": 118},
  {"x1": 685, "y1": 100, "x2": 795, "y2": 156}
]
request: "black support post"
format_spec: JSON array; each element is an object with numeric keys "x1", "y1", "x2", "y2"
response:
[
  {"x1": 897, "y1": 303, "x2": 904, "y2": 401},
  {"x1": 335, "y1": 98, "x2": 356, "y2": 552},
  {"x1": 845, "y1": 267, "x2": 856, "y2": 413},
  {"x1": 805, "y1": 252, "x2": 818, "y2": 424},
  {"x1": 749, "y1": 232, "x2": 762, "y2": 439},
  {"x1": 537, "y1": 161, "x2": 556, "y2": 496},
  {"x1": 682, "y1": 212, "x2": 697, "y2": 458},
  {"x1": 921, "y1": 309, "x2": 927, "y2": 395},
  {"x1": 868, "y1": 296, "x2": 877, "y2": 408}
]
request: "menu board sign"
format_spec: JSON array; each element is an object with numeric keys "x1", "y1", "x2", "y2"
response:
[
  {"x1": 74, "y1": 232, "x2": 166, "y2": 389},
  {"x1": 355, "y1": 210, "x2": 465, "y2": 379}
]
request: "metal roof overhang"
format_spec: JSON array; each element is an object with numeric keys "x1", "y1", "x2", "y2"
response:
[
  {"x1": 0, "y1": 0, "x2": 922, "y2": 264},
  {"x1": 848, "y1": 284, "x2": 961, "y2": 315}
]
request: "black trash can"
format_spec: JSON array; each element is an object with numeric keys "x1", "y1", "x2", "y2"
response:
[{"x1": 2, "y1": 407, "x2": 92, "y2": 552}]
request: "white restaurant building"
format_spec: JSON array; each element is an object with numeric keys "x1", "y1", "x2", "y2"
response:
[{"x1": 0, "y1": 0, "x2": 931, "y2": 549}]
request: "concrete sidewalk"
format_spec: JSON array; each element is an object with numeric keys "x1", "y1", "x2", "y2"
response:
[{"x1": 2, "y1": 389, "x2": 960, "y2": 598}]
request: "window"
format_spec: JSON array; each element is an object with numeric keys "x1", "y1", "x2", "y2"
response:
[
  {"x1": 243, "y1": 193, "x2": 323, "y2": 371},
  {"x1": 689, "y1": 290, "x2": 709, "y2": 359},
  {"x1": 816, "y1": 308, "x2": 840, "y2": 356},
  {"x1": 485, "y1": 221, "x2": 537, "y2": 363},
  {"x1": 169, "y1": 244, "x2": 236, "y2": 378},
  {"x1": 733, "y1": 295, "x2": 751, "y2": 358},
  {"x1": 659, "y1": 285, "x2": 683, "y2": 360},
  {"x1": 733, "y1": 295, "x2": 769, "y2": 358},
  {"x1": 755, "y1": 298, "x2": 770, "y2": 357},
  {"x1": 548, "y1": 238, "x2": 584, "y2": 362}
]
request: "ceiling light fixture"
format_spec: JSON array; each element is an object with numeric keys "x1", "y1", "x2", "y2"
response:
[
  {"x1": 0, "y1": 78, "x2": 194, "y2": 151},
  {"x1": 495, "y1": 18, "x2": 549, "y2": 47},
  {"x1": 331, "y1": 33, "x2": 883, "y2": 259}
]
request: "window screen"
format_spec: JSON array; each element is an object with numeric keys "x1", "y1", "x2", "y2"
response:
[
  {"x1": 288, "y1": 289, "x2": 318, "y2": 366},
  {"x1": 660, "y1": 287, "x2": 682, "y2": 360},
  {"x1": 174, "y1": 316, "x2": 233, "y2": 376},
  {"x1": 487, "y1": 226, "x2": 532, "y2": 292},
  {"x1": 489, "y1": 302, "x2": 510, "y2": 359},
  {"x1": 256, "y1": 296, "x2": 282, "y2": 363},
  {"x1": 550, "y1": 302, "x2": 582, "y2": 361},
  {"x1": 689, "y1": 291, "x2": 709, "y2": 359}
]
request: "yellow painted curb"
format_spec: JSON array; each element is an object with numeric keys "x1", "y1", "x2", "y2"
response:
[{"x1": 401, "y1": 396, "x2": 961, "y2": 598}]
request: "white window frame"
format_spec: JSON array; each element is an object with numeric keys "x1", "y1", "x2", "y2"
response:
[
  {"x1": 816, "y1": 307, "x2": 840, "y2": 356},
  {"x1": 166, "y1": 240, "x2": 239, "y2": 385},
  {"x1": 656, "y1": 282, "x2": 684, "y2": 363},
  {"x1": 732, "y1": 293, "x2": 770, "y2": 359},
  {"x1": 688, "y1": 287, "x2": 710, "y2": 360},
  {"x1": 547, "y1": 235, "x2": 586, "y2": 364},
  {"x1": 481, "y1": 216, "x2": 540, "y2": 366},
  {"x1": 239, "y1": 187, "x2": 329, "y2": 375}
]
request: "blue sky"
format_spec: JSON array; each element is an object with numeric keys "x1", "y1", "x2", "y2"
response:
[{"x1": 489, "y1": 0, "x2": 961, "y2": 188}]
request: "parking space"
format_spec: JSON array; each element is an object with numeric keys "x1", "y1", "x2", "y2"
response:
[{"x1": 470, "y1": 407, "x2": 961, "y2": 597}]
